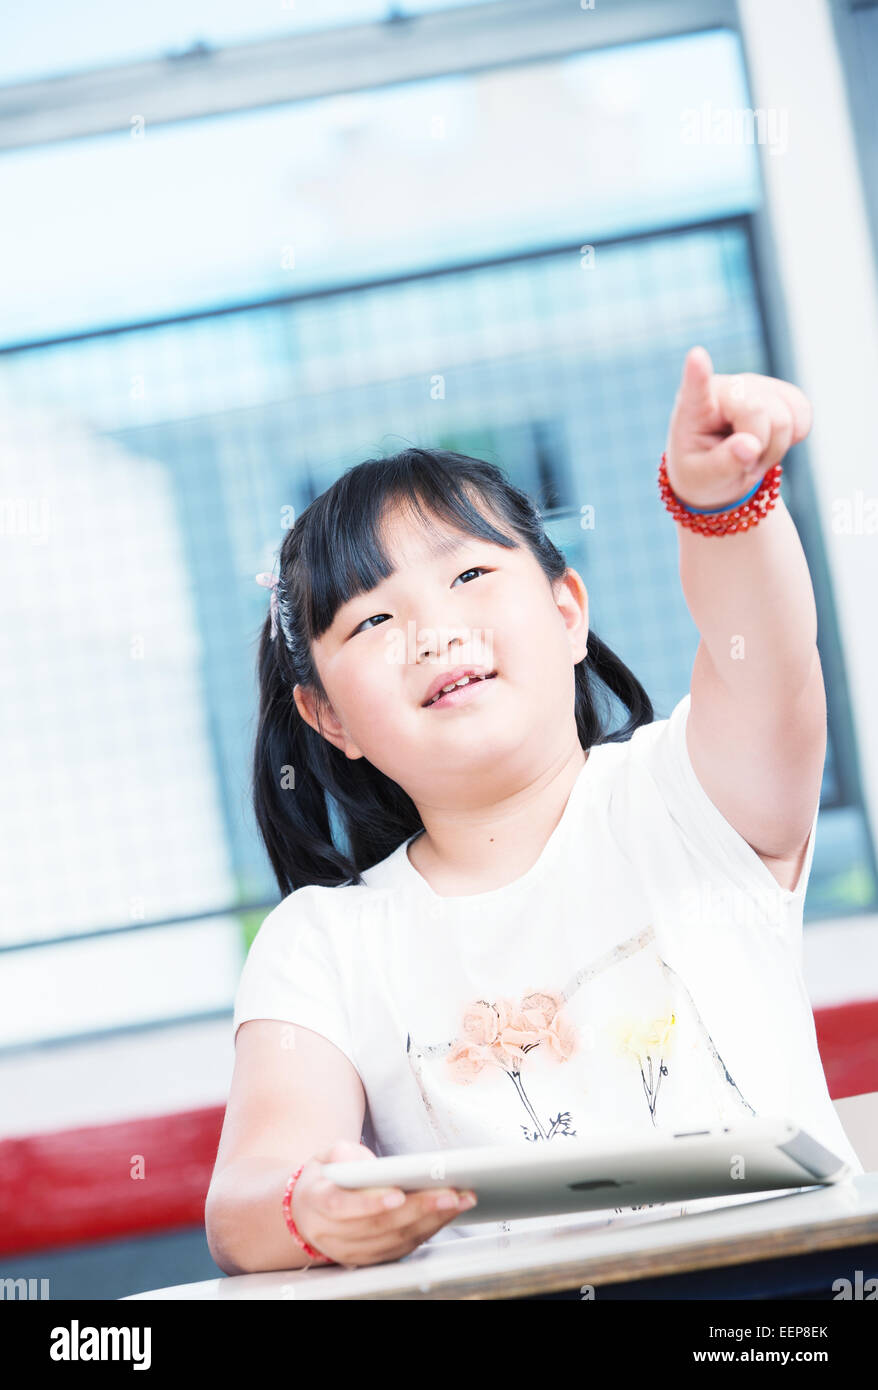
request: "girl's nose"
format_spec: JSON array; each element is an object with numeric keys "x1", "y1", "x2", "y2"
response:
[{"x1": 416, "y1": 625, "x2": 472, "y2": 663}]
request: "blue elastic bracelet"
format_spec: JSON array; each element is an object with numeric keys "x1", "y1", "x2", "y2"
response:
[{"x1": 676, "y1": 475, "x2": 765, "y2": 515}]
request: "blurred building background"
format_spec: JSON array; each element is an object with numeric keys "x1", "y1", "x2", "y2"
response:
[{"x1": 1, "y1": 0, "x2": 877, "y2": 1298}]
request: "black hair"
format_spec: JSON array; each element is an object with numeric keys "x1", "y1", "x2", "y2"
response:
[{"x1": 251, "y1": 447, "x2": 654, "y2": 896}]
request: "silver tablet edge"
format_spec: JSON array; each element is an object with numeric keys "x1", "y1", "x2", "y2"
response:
[{"x1": 777, "y1": 1128, "x2": 850, "y2": 1182}]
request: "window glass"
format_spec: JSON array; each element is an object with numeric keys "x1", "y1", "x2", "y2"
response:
[{"x1": 0, "y1": 30, "x2": 758, "y2": 347}]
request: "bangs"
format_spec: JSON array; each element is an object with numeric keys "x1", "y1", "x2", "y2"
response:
[{"x1": 300, "y1": 450, "x2": 523, "y2": 642}]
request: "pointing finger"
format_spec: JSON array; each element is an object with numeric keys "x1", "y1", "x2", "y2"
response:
[{"x1": 673, "y1": 345, "x2": 716, "y2": 427}]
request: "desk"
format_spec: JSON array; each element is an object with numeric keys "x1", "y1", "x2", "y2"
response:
[{"x1": 123, "y1": 1173, "x2": 878, "y2": 1301}]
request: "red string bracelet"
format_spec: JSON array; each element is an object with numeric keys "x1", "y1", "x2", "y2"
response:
[
  {"x1": 658, "y1": 451, "x2": 783, "y2": 535},
  {"x1": 282, "y1": 1165, "x2": 336, "y2": 1265}
]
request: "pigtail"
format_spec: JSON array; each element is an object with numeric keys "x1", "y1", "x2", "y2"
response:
[
  {"x1": 251, "y1": 613, "x2": 349, "y2": 896},
  {"x1": 577, "y1": 631, "x2": 654, "y2": 747}
]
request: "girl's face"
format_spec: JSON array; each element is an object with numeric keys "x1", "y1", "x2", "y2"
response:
[{"x1": 294, "y1": 502, "x2": 589, "y2": 804}]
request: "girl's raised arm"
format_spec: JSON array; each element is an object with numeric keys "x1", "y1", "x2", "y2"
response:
[{"x1": 664, "y1": 347, "x2": 823, "y2": 891}]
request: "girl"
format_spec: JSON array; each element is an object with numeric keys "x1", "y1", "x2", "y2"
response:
[{"x1": 206, "y1": 352, "x2": 863, "y2": 1275}]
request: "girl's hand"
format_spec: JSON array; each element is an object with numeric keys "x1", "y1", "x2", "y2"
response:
[
  {"x1": 291, "y1": 1139, "x2": 478, "y2": 1268},
  {"x1": 664, "y1": 345, "x2": 812, "y2": 511}
]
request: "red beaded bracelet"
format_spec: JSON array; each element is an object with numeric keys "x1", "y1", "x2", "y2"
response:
[
  {"x1": 282, "y1": 1165, "x2": 336, "y2": 1265},
  {"x1": 658, "y1": 450, "x2": 783, "y2": 536}
]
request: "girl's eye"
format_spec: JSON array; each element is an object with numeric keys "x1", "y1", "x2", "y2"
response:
[
  {"x1": 351, "y1": 567, "x2": 489, "y2": 636},
  {"x1": 354, "y1": 612, "x2": 393, "y2": 634}
]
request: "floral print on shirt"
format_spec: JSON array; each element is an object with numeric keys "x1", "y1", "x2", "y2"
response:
[
  {"x1": 405, "y1": 924, "x2": 754, "y2": 1145},
  {"x1": 445, "y1": 990, "x2": 578, "y2": 1143}
]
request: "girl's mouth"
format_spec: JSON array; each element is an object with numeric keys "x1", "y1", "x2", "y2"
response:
[{"x1": 423, "y1": 671, "x2": 497, "y2": 710}]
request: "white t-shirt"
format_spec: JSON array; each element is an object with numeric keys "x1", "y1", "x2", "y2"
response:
[{"x1": 233, "y1": 692, "x2": 863, "y2": 1248}]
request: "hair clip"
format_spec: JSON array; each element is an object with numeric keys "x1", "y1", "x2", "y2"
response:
[{"x1": 255, "y1": 571, "x2": 280, "y2": 640}]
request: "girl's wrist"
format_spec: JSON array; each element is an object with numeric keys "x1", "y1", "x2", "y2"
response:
[
  {"x1": 283, "y1": 1165, "x2": 336, "y2": 1266},
  {"x1": 669, "y1": 472, "x2": 766, "y2": 513},
  {"x1": 658, "y1": 452, "x2": 782, "y2": 535}
]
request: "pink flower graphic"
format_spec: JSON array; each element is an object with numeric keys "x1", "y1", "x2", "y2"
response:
[
  {"x1": 460, "y1": 1000, "x2": 502, "y2": 1045},
  {"x1": 445, "y1": 1039, "x2": 491, "y2": 1082},
  {"x1": 446, "y1": 988, "x2": 579, "y2": 1142}
]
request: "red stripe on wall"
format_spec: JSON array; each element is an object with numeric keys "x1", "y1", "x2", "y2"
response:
[
  {"x1": 0, "y1": 1106, "x2": 224, "y2": 1258},
  {"x1": 814, "y1": 998, "x2": 878, "y2": 1101},
  {"x1": 0, "y1": 1001, "x2": 876, "y2": 1257}
]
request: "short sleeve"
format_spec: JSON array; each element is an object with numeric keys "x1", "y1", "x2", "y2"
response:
[
  {"x1": 232, "y1": 895, "x2": 358, "y2": 1072},
  {"x1": 631, "y1": 692, "x2": 820, "y2": 910}
]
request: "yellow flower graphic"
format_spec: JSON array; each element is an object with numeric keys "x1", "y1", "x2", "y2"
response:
[
  {"x1": 617, "y1": 1012, "x2": 677, "y2": 1059},
  {"x1": 614, "y1": 1011, "x2": 677, "y2": 1125}
]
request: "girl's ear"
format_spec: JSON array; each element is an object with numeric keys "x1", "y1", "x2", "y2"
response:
[
  {"x1": 292, "y1": 683, "x2": 365, "y2": 760},
  {"x1": 555, "y1": 567, "x2": 590, "y2": 662}
]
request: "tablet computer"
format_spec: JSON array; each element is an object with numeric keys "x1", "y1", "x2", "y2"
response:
[{"x1": 320, "y1": 1116, "x2": 851, "y2": 1226}]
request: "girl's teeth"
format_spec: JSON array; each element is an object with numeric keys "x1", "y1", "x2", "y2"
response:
[{"x1": 431, "y1": 674, "x2": 485, "y2": 704}]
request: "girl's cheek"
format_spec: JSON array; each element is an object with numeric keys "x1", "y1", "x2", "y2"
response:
[{"x1": 363, "y1": 676, "x2": 406, "y2": 729}]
